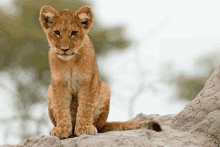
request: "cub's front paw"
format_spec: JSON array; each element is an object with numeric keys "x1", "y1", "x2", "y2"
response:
[
  {"x1": 50, "y1": 124, "x2": 72, "y2": 139},
  {"x1": 75, "y1": 124, "x2": 97, "y2": 136}
]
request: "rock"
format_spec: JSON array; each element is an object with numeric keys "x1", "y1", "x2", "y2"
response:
[
  {"x1": 171, "y1": 65, "x2": 220, "y2": 144},
  {"x1": 16, "y1": 136, "x2": 62, "y2": 147},
  {"x1": 0, "y1": 113, "x2": 218, "y2": 147}
]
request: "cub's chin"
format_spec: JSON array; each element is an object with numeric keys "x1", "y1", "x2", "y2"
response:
[{"x1": 57, "y1": 54, "x2": 74, "y2": 60}]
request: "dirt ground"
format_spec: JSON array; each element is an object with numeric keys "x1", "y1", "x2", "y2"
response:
[{"x1": 1, "y1": 66, "x2": 220, "y2": 147}]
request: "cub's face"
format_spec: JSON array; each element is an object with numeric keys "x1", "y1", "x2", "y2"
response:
[{"x1": 39, "y1": 6, "x2": 94, "y2": 60}]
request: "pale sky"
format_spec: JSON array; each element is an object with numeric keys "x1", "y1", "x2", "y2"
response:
[
  {"x1": 0, "y1": 0, "x2": 9, "y2": 5},
  {"x1": 1, "y1": 0, "x2": 220, "y2": 145},
  {"x1": 92, "y1": 0, "x2": 220, "y2": 121},
  {"x1": 0, "y1": 0, "x2": 17, "y2": 15}
]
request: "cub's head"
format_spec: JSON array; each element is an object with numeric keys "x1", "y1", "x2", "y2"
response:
[{"x1": 39, "y1": 6, "x2": 94, "y2": 60}]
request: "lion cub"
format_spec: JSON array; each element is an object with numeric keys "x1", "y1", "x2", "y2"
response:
[{"x1": 39, "y1": 5, "x2": 161, "y2": 138}]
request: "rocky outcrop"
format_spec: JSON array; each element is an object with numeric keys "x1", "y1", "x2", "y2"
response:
[{"x1": 171, "y1": 65, "x2": 220, "y2": 144}]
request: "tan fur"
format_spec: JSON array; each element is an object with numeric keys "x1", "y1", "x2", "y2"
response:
[{"x1": 39, "y1": 5, "x2": 162, "y2": 139}]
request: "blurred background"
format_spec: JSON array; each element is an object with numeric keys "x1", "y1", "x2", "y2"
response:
[{"x1": 0, "y1": 0, "x2": 220, "y2": 145}]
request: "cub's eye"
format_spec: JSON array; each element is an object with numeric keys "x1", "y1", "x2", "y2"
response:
[
  {"x1": 54, "y1": 30, "x2": 60, "y2": 36},
  {"x1": 71, "y1": 31, "x2": 78, "y2": 36}
]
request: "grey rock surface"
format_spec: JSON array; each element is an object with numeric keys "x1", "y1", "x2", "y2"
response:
[{"x1": 171, "y1": 65, "x2": 220, "y2": 144}]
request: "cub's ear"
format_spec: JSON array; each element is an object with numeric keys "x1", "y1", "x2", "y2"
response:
[
  {"x1": 39, "y1": 5, "x2": 58, "y2": 30},
  {"x1": 75, "y1": 6, "x2": 94, "y2": 31}
]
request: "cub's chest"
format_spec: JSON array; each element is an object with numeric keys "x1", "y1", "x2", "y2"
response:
[{"x1": 64, "y1": 73, "x2": 81, "y2": 94}]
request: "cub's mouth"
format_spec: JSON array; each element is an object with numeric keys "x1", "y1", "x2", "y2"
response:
[{"x1": 57, "y1": 52, "x2": 75, "y2": 60}]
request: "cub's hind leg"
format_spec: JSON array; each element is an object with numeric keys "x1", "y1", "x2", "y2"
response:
[{"x1": 93, "y1": 82, "x2": 111, "y2": 131}]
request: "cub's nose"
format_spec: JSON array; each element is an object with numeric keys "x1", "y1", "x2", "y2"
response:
[{"x1": 61, "y1": 48, "x2": 70, "y2": 52}]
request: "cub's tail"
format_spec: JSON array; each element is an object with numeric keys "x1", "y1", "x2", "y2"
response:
[{"x1": 98, "y1": 120, "x2": 162, "y2": 133}]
